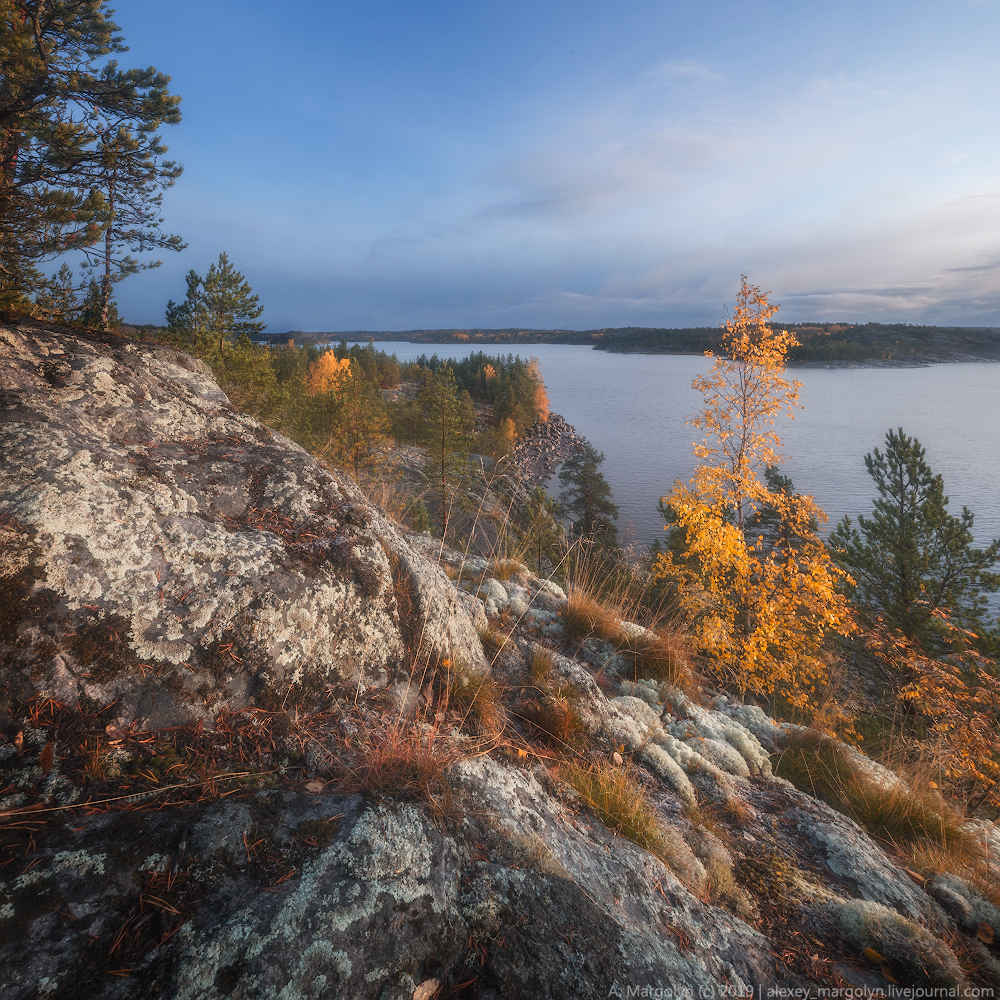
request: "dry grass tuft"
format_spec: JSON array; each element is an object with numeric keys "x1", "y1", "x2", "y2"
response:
[
  {"x1": 355, "y1": 465, "x2": 414, "y2": 523},
  {"x1": 517, "y1": 688, "x2": 586, "y2": 750},
  {"x1": 507, "y1": 830, "x2": 571, "y2": 879},
  {"x1": 561, "y1": 590, "x2": 617, "y2": 644},
  {"x1": 440, "y1": 658, "x2": 507, "y2": 739},
  {"x1": 565, "y1": 761, "x2": 687, "y2": 870},
  {"x1": 623, "y1": 627, "x2": 696, "y2": 690},
  {"x1": 528, "y1": 646, "x2": 556, "y2": 684},
  {"x1": 562, "y1": 587, "x2": 697, "y2": 692},
  {"x1": 487, "y1": 557, "x2": 528, "y2": 581},
  {"x1": 775, "y1": 728, "x2": 980, "y2": 855},
  {"x1": 905, "y1": 840, "x2": 1000, "y2": 911},
  {"x1": 336, "y1": 722, "x2": 458, "y2": 801},
  {"x1": 478, "y1": 623, "x2": 512, "y2": 658}
]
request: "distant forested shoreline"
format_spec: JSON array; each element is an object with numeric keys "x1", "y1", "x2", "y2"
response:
[{"x1": 252, "y1": 322, "x2": 1000, "y2": 364}]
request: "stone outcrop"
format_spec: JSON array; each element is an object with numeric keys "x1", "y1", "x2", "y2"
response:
[
  {"x1": 2, "y1": 325, "x2": 999, "y2": 999},
  {"x1": 505, "y1": 414, "x2": 581, "y2": 488},
  {"x1": 0, "y1": 322, "x2": 485, "y2": 726}
]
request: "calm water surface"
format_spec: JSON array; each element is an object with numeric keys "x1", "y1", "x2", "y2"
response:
[{"x1": 374, "y1": 343, "x2": 1000, "y2": 551}]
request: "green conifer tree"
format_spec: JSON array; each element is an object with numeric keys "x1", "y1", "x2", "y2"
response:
[
  {"x1": 0, "y1": 1, "x2": 181, "y2": 304},
  {"x1": 78, "y1": 276, "x2": 120, "y2": 329},
  {"x1": 166, "y1": 253, "x2": 264, "y2": 358},
  {"x1": 33, "y1": 262, "x2": 78, "y2": 322},
  {"x1": 558, "y1": 443, "x2": 620, "y2": 546},
  {"x1": 330, "y1": 361, "x2": 390, "y2": 481},
  {"x1": 516, "y1": 486, "x2": 564, "y2": 575},
  {"x1": 830, "y1": 427, "x2": 1000, "y2": 654},
  {"x1": 417, "y1": 365, "x2": 475, "y2": 537},
  {"x1": 79, "y1": 126, "x2": 184, "y2": 330}
]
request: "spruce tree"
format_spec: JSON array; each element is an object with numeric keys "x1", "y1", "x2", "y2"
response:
[{"x1": 830, "y1": 427, "x2": 1000, "y2": 653}]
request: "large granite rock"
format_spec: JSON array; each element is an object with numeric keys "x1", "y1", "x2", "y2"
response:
[{"x1": 0, "y1": 322, "x2": 485, "y2": 726}]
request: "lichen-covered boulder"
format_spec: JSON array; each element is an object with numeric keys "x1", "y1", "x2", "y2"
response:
[
  {"x1": 0, "y1": 753, "x2": 811, "y2": 1000},
  {"x1": 0, "y1": 323, "x2": 485, "y2": 726}
]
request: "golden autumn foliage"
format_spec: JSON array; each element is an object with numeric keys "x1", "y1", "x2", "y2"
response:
[
  {"x1": 653, "y1": 277, "x2": 853, "y2": 707},
  {"x1": 860, "y1": 611, "x2": 1000, "y2": 811},
  {"x1": 528, "y1": 357, "x2": 550, "y2": 422},
  {"x1": 306, "y1": 352, "x2": 352, "y2": 394},
  {"x1": 497, "y1": 417, "x2": 517, "y2": 455},
  {"x1": 899, "y1": 652, "x2": 1000, "y2": 811}
]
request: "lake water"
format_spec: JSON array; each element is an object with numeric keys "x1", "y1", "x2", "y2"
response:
[{"x1": 372, "y1": 342, "x2": 1000, "y2": 552}]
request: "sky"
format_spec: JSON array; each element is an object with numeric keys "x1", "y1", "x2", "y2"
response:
[{"x1": 100, "y1": 0, "x2": 1000, "y2": 332}]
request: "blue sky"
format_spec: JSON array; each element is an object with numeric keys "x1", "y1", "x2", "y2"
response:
[{"x1": 104, "y1": 0, "x2": 1000, "y2": 331}]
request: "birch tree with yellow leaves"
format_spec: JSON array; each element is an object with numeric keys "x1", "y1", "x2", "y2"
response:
[{"x1": 653, "y1": 277, "x2": 853, "y2": 707}]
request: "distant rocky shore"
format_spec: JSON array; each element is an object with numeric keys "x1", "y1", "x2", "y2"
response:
[{"x1": 505, "y1": 413, "x2": 583, "y2": 488}]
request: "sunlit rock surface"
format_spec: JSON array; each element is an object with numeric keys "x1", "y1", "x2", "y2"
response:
[{"x1": 0, "y1": 322, "x2": 485, "y2": 725}]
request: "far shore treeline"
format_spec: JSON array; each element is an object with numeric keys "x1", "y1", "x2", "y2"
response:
[{"x1": 249, "y1": 322, "x2": 1000, "y2": 365}]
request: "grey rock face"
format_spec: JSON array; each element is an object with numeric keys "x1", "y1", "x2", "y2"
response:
[
  {"x1": 0, "y1": 767, "x2": 807, "y2": 1000},
  {"x1": 0, "y1": 324, "x2": 484, "y2": 726}
]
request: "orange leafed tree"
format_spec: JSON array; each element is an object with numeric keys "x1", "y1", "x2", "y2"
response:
[
  {"x1": 653, "y1": 277, "x2": 853, "y2": 707},
  {"x1": 528, "y1": 357, "x2": 550, "y2": 422},
  {"x1": 307, "y1": 352, "x2": 352, "y2": 394}
]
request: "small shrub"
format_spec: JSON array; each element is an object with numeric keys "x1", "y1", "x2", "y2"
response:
[{"x1": 409, "y1": 496, "x2": 431, "y2": 533}]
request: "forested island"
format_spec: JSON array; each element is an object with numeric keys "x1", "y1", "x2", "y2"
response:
[{"x1": 255, "y1": 321, "x2": 1000, "y2": 365}]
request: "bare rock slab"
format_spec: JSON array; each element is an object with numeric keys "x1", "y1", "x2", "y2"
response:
[{"x1": 0, "y1": 324, "x2": 484, "y2": 725}]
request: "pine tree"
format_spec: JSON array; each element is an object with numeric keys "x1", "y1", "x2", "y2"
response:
[
  {"x1": 166, "y1": 253, "x2": 264, "y2": 358},
  {"x1": 557, "y1": 443, "x2": 619, "y2": 546},
  {"x1": 0, "y1": 1, "x2": 181, "y2": 304},
  {"x1": 417, "y1": 365, "x2": 475, "y2": 537},
  {"x1": 33, "y1": 262, "x2": 78, "y2": 322},
  {"x1": 516, "y1": 486, "x2": 564, "y2": 575},
  {"x1": 79, "y1": 126, "x2": 184, "y2": 330},
  {"x1": 830, "y1": 427, "x2": 1000, "y2": 654},
  {"x1": 78, "y1": 276, "x2": 119, "y2": 328}
]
